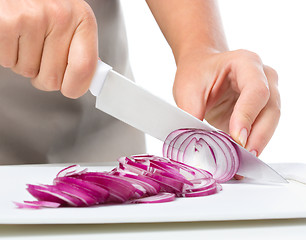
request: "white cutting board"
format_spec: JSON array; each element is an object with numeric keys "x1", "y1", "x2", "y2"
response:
[{"x1": 1, "y1": 164, "x2": 306, "y2": 224}]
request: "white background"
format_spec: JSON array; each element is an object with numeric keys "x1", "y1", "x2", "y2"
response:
[{"x1": 121, "y1": 0, "x2": 306, "y2": 164}]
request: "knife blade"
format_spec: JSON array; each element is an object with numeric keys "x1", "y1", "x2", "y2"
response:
[{"x1": 90, "y1": 60, "x2": 287, "y2": 183}]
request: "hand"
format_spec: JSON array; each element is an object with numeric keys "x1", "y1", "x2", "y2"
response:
[
  {"x1": 173, "y1": 49, "x2": 280, "y2": 157},
  {"x1": 0, "y1": 0, "x2": 98, "y2": 98}
]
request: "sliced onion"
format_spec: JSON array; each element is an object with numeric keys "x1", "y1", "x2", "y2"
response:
[
  {"x1": 179, "y1": 185, "x2": 219, "y2": 197},
  {"x1": 14, "y1": 201, "x2": 60, "y2": 209},
  {"x1": 76, "y1": 172, "x2": 136, "y2": 203},
  {"x1": 111, "y1": 170, "x2": 161, "y2": 196},
  {"x1": 26, "y1": 184, "x2": 84, "y2": 207},
  {"x1": 56, "y1": 165, "x2": 88, "y2": 178},
  {"x1": 182, "y1": 178, "x2": 217, "y2": 193},
  {"x1": 129, "y1": 193, "x2": 176, "y2": 204},
  {"x1": 163, "y1": 129, "x2": 240, "y2": 183},
  {"x1": 54, "y1": 182, "x2": 98, "y2": 206},
  {"x1": 17, "y1": 127, "x2": 241, "y2": 209},
  {"x1": 53, "y1": 177, "x2": 109, "y2": 204},
  {"x1": 118, "y1": 158, "x2": 186, "y2": 193}
]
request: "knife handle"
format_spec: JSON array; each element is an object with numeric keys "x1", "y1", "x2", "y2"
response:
[{"x1": 89, "y1": 60, "x2": 113, "y2": 97}]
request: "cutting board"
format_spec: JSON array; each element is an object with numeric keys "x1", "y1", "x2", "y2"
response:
[{"x1": 1, "y1": 164, "x2": 306, "y2": 224}]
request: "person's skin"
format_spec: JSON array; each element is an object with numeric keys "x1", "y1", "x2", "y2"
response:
[
  {"x1": 0, "y1": 0, "x2": 280, "y2": 177},
  {"x1": 146, "y1": 0, "x2": 280, "y2": 164},
  {"x1": 0, "y1": 0, "x2": 98, "y2": 98}
]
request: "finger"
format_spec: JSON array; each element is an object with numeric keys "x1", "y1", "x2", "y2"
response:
[
  {"x1": 60, "y1": 10, "x2": 98, "y2": 99},
  {"x1": 173, "y1": 65, "x2": 208, "y2": 120},
  {"x1": 12, "y1": 30, "x2": 44, "y2": 78},
  {"x1": 0, "y1": 27, "x2": 18, "y2": 68},
  {"x1": 229, "y1": 63, "x2": 270, "y2": 147},
  {"x1": 245, "y1": 67, "x2": 280, "y2": 155},
  {"x1": 31, "y1": 26, "x2": 73, "y2": 91},
  {"x1": 234, "y1": 174, "x2": 244, "y2": 180}
]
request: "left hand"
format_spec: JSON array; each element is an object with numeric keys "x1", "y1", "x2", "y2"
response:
[{"x1": 173, "y1": 49, "x2": 280, "y2": 157}]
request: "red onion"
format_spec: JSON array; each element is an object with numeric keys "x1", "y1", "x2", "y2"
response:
[
  {"x1": 15, "y1": 129, "x2": 240, "y2": 209},
  {"x1": 14, "y1": 201, "x2": 60, "y2": 209},
  {"x1": 26, "y1": 184, "x2": 84, "y2": 207},
  {"x1": 129, "y1": 193, "x2": 176, "y2": 204},
  {"x1": 56, "y1": 165, "x2": 88, "y2": 178},
  {"x1": 163, "y1": 129, "x2": 239, "y2": 183},
  {"x1": 53, "y1": 177, "x2": 109, "y2": 204}
]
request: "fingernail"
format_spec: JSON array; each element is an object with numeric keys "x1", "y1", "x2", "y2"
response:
[
  {"x1": 238, "y1": 128, "x2": 248, "y2": 147},
  {"x1": 250, "y1": 150, "x2": 258, "y2": 157},
  {"x1": 234, "y1": 174, "x2": 244, "y2": 180}
]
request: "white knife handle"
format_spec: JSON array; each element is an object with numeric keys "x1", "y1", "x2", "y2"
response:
[{"x1": 89, "y1": 60, "x2": 113, "y2": 97}]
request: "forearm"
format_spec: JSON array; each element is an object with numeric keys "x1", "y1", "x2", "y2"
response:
[{"x1": 146, "y1": 0, "x2": 229, "y2": 63}]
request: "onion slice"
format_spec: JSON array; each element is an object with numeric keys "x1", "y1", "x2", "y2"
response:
[
  {"x1": 129, "y1": 193, "x2": 176, "y2": 204},
  {"x1": 14, "y1": 201, "x2": 60, "y2": 209},
  {"x1": 16, "y1": 128, "x2": 241, "y2": 209}
]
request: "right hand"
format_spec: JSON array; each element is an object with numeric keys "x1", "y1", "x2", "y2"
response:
[{"x1": 0, "y1": 0, "x2": 98, "y2": 98}]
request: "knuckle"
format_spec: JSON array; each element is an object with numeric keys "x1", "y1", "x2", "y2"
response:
[
  {"x1": 21, "y1": 11, "x2": 43, "y2": 26},
  {"x1": 56, "y1": 9, "x2": 72, "y2": 26},
  {"x1": 0, "y1": 7, "x2": 45, "y2": 32},
  {"x1": 0, "y1": 18, "x2": 17, "y2": 35},
  {"x1": 44, "y1": 77, "x2": 61, "y2": 91},
  {"x1": 234, "y1": 49, "x2": 249, "y2": 56},
  {"x1": 18, "y1": 67, "x2": 39, "y2": 78},
  {"x1": 256, "y1": 83, "x2": 270, "y2": 100},
  {"x1": 0, "y1": 10, "x2": 13, "y2": 26},
  {"x1": 78, "y1": 2, "x2": 96, "y2": 21},
  {"x1": 267, "y1": 66, "x2": 278, "y2": 78},
  {"x1": 240, "y1": 111, "x2": 254, "y2": 127},
  {"x1": 270, "y1": 94, "x2": 281, "y2": 118},
  {"x1": 49, "y1": 1, "x2": 73, "y2": 26},
  {"x1": 0, "y1": 59, "x2": 16, "y2": 68},
  {"x1": 265, "y1": 65, "x2": 279, "y2": 85},
  {"x1": 12, "y1": 63, "x2": 39, "y2": 78},
  {"x1": 234, "y1": 49, "x2": 262, "y2": 64},
  {"x1": 34, "y1": 75, "x2": 61, "y2": 91},
  {"x1": 76, "y1": 2, "x2": 97, "y2": 30}
]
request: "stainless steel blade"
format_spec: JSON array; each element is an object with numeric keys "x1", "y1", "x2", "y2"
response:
[
  {"x1": 96, "y1": 70, "x2": 216, "y2": 141},
  {"x1": 236, "y1": 146, "x2": 287, "y2": 183},
  {"x1": 95, "y1": 69, "x2": 287, "y2": 183}
]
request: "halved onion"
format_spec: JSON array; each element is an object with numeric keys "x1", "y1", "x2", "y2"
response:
[{"x1": 163, "y1": 129, "x2": 239, "y2": 183}]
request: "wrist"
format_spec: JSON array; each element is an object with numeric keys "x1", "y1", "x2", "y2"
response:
[
  {"x1": 173, "y1": 43, "x2": 225, "y2": 67},
  {"x1": 174, "y1": 46, "x2": 215, "y2": 70}
]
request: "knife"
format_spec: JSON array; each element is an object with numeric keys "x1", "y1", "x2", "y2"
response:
[{"x1": 90, "y1": 60, "x2": 287, "y2": 183}]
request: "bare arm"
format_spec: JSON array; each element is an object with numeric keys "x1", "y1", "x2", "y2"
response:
[
  {"x1": 146, "y1": 0, "x2": 280, "y2": 158},
  {"x1": 146, "y1": 0, "x2": 228, "y2": 61}
]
